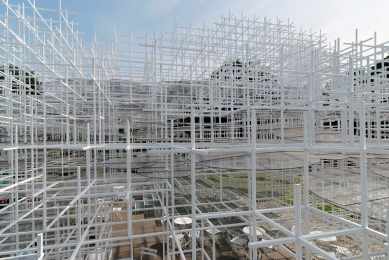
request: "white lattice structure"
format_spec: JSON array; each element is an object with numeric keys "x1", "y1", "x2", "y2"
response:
[{"x1": 1, "y1": 1, "x2": 389, "y2": 260}]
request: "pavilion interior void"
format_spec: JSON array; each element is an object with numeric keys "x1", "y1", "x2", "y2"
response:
[{"x1": 1, "y1": 2, "x2": 389, "y2": 260}]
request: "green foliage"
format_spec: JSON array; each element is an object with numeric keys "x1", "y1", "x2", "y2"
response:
[
  {"x1": 370, "y1": 53, "x2": 389, "y2": 79},
  {"x1": 348, "y1": 213, "x2": 361, "y2": 219},
  {"x1": 210, "y1": 59, "x2": 244, "y2": 80},
  {"x1": 0, "y1": 64, "x2": 41, "y2": 95},
  {"x1": 210, "y1": 59, "x2": 274, "y2": 82}
]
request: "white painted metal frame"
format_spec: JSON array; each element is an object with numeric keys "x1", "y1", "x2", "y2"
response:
[{"x1": 0, "y1": 1, "x2": 389, "y2": 260}]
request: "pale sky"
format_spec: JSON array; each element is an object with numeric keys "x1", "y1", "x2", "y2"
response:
[{"x1": 6, "y1": 0, "x2": 389, "y2": 47}]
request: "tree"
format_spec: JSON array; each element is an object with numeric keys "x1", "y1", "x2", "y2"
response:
[
  {"x1": 0, "y1": 64, "x2": 41, "y2": 95},
  {"x1": 370, "y1": 53, "x2": 389, "y2": 78},
  {"x1": 211, "y1": 59, "x2": 243, "y2": 80},
  {"x1": 210, "y1": 59, "x2": 274, "y2": 82}
]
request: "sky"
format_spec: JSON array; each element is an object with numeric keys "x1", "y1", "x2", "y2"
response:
[{"x1": 5, "y1": 0, "x2": 389, "y2": 48}]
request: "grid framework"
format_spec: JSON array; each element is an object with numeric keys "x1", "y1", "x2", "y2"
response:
[{"x1": 1, "y1": 1, "x2": 389, "y2": 260}]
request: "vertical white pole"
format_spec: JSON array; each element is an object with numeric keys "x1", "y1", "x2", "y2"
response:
[
  {"x1": 294, "y1": 184, "x2": 302, "y2": 260},
  {"x1": 349, "y1": 58, "x2": 354, "y2": 146},
  {"x1": 386, "y1": 209, "x2": 389, "y2": 257},
  {"x1": 359, "y1": 102, "x2": 369, "y2": 259},
  {"x1": 43, "y1": 162, "x2": 47, "y2": 231},
  {"x1": 210, "y1": 79, "x2": 214, "y2": 145},
  {"x1": 251, "y1": 109, "x2": 257, "y2": 260},
  {"x1": 77, "y1": 166, "x2": 82, "y2": 259},
  {"x1": 126, "y1": 119, "x2": 133, "y2": 259},
  {"x1": 303, "y1": 111, "x2": 310, "y2": 259},
  {"x1": 190, "y1": 108, "x2": 197, "y2": 259},
  {"x1": 376, "y1": 106, "x2": 381, "y2": 145},
  {"x1": 169, "y1": 120, "x2": 175, "y2": 259},
  {"x1": 37, "y1": 233, "x2": 44, "y2": 259},
  {"x1": 86, "y1": 122, "x2": 91, "y2": 248},
  {"x1": 280, "y1": 46, "x2": 285, "y2": 145}
]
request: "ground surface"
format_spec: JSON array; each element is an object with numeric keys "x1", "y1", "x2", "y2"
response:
[{"x1": 111, "y1": 205, "x2": 293, "y2": 260}]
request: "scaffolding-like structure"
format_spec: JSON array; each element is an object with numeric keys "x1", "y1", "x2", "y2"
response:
[{"x1": 1, "y1": 1, "x2": 389, "y2": 260}]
